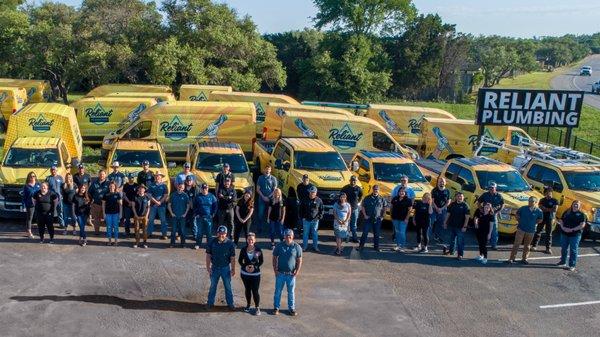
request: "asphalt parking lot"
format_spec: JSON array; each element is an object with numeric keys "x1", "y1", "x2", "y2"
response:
[{"x1": 1, "y1": 221, "x2": 599, "y2": 337}]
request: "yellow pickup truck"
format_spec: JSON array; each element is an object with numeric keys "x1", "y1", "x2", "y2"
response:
[{"x1": 102, "y1": 139, "x2": 172, "y2": 178}]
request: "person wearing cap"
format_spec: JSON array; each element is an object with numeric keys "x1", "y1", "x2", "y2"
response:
[
  {"x1": 299, "y1": 185, "x2": 323, "y2": 252},
  {"x1": 193, "y1": 183, "x2": 218, "y2": 249},
  {"x1": 272, "y1": 228, "x2": 302, "y2": 316},
  {"x1": 206, "y1": 225, "x2": 236, "y2": 310},
  {"x1": 478, "y1": 181, "x2": 504, "y2": 250},
  {"x1": 107, "y1": 161, "x2": 126, "y2": 191},
  {"x1": 295, "y1": 174, "x2": 314, "y2": 233},
  {"x1": 168, "y1": 182, "x2": 190, "y2": 248},
  {"x1": 89, "y1": 170, "x2": 109, "y2": 235},
  {"x1": 391, "y1": 175, "x2": 415, "y2": 201},
  {"x1": 215, "y1": 163, "x2": 235, "y2": 197},
  {"x1": 132, "y1": 184, "x2": 151, "y2": 248},
  {"x1": 73, "y1": 163, "x2": 91, "y2": 188},
  {"x1": 175, "y1": 162, "x2": 195, "y2": 186},
  {"x1": 121, "y1": 173, "x2": 138, "y2": 237},
  {"x1": 46, "y1": 165, "x2": 65, "y2": 229},
  {"x1": 218, "y1": 178, "x2": 237, "y2": 238},
  {"x1": 431, "y1": 177, "x2": 451, "y2": 243},
  {"x1": 507, "y1": 196, "x2": 543, "y2": 264},
  {"x1": 358, "y1": 185, "x2": 387, "y2": 252},
  {"x1": 341, "y1": 176, "x2": 363, "y2": 243},
  {"x1": 256, "y1": 166, "x2": 278, "y2": 234},
  {"x1": 184, "y1": 176, "x2": 199, "y2": 239},
  {"x1": 137, "y1": 160, "x2": 155, "y2": 187},
  {"x1": 531, "y1": 186, "x2": 558, "y2": 254},
  {"x1": 147, "y1": 173, "x2": 169, "y2": 240}
]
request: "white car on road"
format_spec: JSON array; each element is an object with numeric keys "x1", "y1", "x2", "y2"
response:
[{"x1": 580, "y1": 66, "x2": 593, "y2": 76}]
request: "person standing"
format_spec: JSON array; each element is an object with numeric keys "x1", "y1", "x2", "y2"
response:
[
  {"x1": 193, "y1": 183, "x2": 218, "y2": 249},
  {"x1": 132, "y1": 185, "x2": 151, "y2": 248},
  {"x1": 72, "y1": 184, "x2": 91, "y2": 246},
  {"x1": 148, "y1": 173, "x2": 168, "y2": 240},
  {"x1": 175, "y1": 162, "x2": 195, "y2": 186},
  {"x1": 391, "y1": 188, "x2": 412, "y2": 252},
  {"x1": 234, "y1": 190, "x2": 254, "y2": 246},
  {"x1": 102, "y1": 181, "x2": 123, "y2": 246},
  {"x1": 267, "y1": 188, "x2": 286, "y2": 249},
  {"x1": 391, "y1": 175, "x2": 416, "y2": 200},
  {"x1": 507, "y1": 197, "x2": 543, "y2": 264},
  {"x1": 431, "y1": 178, "x2": 451, "y2": 242},
  {"x1": 206, "y1": 226, "x2": 236, "y2": 310},
  {"x1": 238, "y1": 233, "x2": 263, "y2": 315},
  {"x1": 272, "y1": 229, "x2": 302, "y2": 316},
  {"x1": 557, "y1": 200, "x2": 587, "y2": 271},
  {"x1": 256, "y1": 166, "x2": 277, "y2": 234},
  {"x1": 443, "y1": 192, "x2": 470, "y2": 260},
  {"x1": 122, "y1": 174, "x2": 138, "y2": 237},
  {"x1": 73, "y1": 163, "x2": 91, "y2": 188},
  {"x1": 296, "y1": 174, "x2": 313, "y2": 232},
  {"x1": 358, "y1": 185, "x2": 387, "y2": 252},
  {"x1": 137, "y1": 160, "x2": 155, "y2": 187},
  {"x1": 33, "y1": 182, "x2": 58, "y2": 244},
  {"x1": 168, "y1": 182, "x2": 190, "y2": 248},
  {"x1": 341, "y1": 176, "x2": 362, "y2": 243},
  {"x1": 217, "y1": 178, "x2": 237, "y2": 237},
  {"x1": 474, "y1": 203, "x2": 494, "y2": 264},
  {"x1": 89, "y1": 170, "x2": 109, "y2": 236},
  {"x1": 333, "y1": 192, "x2": 351, "y2": 255},
  {"x1": 107, "y1": 161, "x2": 126, "y2": 191},
  {"x1": 215, "y1": 163, "x2": 235, "y2": 197},
  {"x1": 532, "y1": 187, "x2": 558, "y2": 254},
  {"x1": 184, "y1": 176, "x2": 199, "y2": 240},
  {"x1": 46, "y1": 165, "x2": 64, "y2": 229},
  {"x1": 299, "y1": 186, "x2": 323, "y2": 252},
  {"x1": 412, "y1": 193, "x2": 433, "y2": 253},
  {"x1": 22, "y1": 172, "x2": 40, "y2": 239},
  {"x1": 61, "y1": 173, "x2": 78, "y2": 236},
  {"x1": 478, "y1": 182, "x2": 504, "y2": 250}
]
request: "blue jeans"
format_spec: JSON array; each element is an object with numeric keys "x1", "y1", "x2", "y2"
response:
[
  {"x1": 148, "y1": 206, "x2": 167, "y2": 236},
  {"x1": 76, "y1": 214, "x2": 88, "y2": 239},
  {"x1": 429, "y1": 209, "x2": 447, "y2": 239},
  {"x1": 349, "y1": 207, "x2": 359, "y2": 240},
  {"x1": 256, "y1": 199, "x2": 269, "y2": 233},
  {"x1": 359, "y1": 217, "x2": 382, "y2": 249},
  {"x1": 195, "y1": 216, "x2": 213, "y2": 245},
  {"x1": 269, "y1": 220, "x2": 283, "y2": 243},
  {"x1": 170, "y1": 216, "x2": 186, "y2": 245},
  {"x1": 302, "y1": 219, "x2": 319, "y2": 250},
  {"x1": 448, "y1": 227, "x2": 465, "y2": 256},
  {"x1": 105, "y1": 213, "x2": 120, "y2": 240},
  {"x1": 392, "y1": 220, "x2": 408, "y2": 247},
  {"x1": 62, "y1": 201, "x2": 75, "y2": 227},
  {"x1": 274, "y1": 274, "x2": 296, "y2": 310},
  {"x1": 490, "y1": 218, "x2": 498, "y2": 248},
  {"x1": 560, "y1": 233, "x2": 582, "y2": 268},
  {"x1": 207, "y1": 265, "x2": 234, "y2": 307}
]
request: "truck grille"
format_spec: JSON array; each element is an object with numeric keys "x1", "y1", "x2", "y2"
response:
[
  {"x1": 2, "y1": 185, "x2": 23, "y2": 210},
  {"x1": 317, "y1": 189, "x2": 340, "y2": 206}
]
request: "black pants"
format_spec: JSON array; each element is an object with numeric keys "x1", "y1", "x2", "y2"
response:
[
  {"x1": 416, "y1": 220, "x2": 429, "y2": 246},
  {"x1": 476, "y1": 229, "x2": 489, "y2": 258},
  {"x1": 37, "y1": 213, "x2": 54, "y2": 241},
  {"x1": 218, "y1": 208, "x2": 235, "y2": 238},
  {"x1": 26, "y1": 207, "x2": 35, "y2": 232},
  {"x1": 532, "y1": 218, "x2": 553, "y2": 249},
  {"x1": 241, "y1": 274, "x2": 260, "y2": 307},
  {"x1": 234, "y1": 220, "x2": 251, "y2": 245}
]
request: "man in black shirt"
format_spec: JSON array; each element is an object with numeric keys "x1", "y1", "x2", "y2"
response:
[
  {"x1": 300, "y1": 186, "x2": 324, "y2": 252},
  {"x1": 73, "y1": 163, "x2": 91, "y2": 188},
  {"x1": 122, "y1": 174, "x2": 138, "y2": 237},
  {"x1": 132, "y1": 185, "x2": 151, "y2": 248},
  {"x1": 531, "y1": 186, "x2": 558, "y2": 254},
  {"x1": 296, "y1": 174, "x2": 314, "y2": 234},
  {"x1": 477, "y1": 182, "x2": 504, "y2": 250},
  {"x1": 444, "y1": 192, "x2": 470, "y2": 260},
  {"x1": 215, "y1": 163, "x2": 235, "y2": 197},
  {"x1": 217, "y1": 178, "x2": 237, "y2": 238},
  {"x1": 137, "y1": 160, "x2": 154, "y2": 187},
  {"x1": 431, "y1": 178, "x2": 451, "y2": 242},
  {"x1": 341, "y1": 176, "x2": 363, "y2": 243}
]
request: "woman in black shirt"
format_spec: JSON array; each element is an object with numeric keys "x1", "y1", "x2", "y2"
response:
[
  {"x1": 474, "y1": 203, "x2": 494, "y2": 264},
  {"x1": 62, "y1": 173, "x2": 78, "y2": 236},
  {"x1": 267, "y1": 188, "x2": 285, "y2": 249},
  {"x1": 72, "y1": 184, "x2": 92, "y2": 246},
  {"x1": 33, "y1": 182, "x2": 58, "y2": 244},
  {"x1": 102, "y1": 181, "x2": 122, "y2": 246},
  {"x1": 412, "y1": 193, "x2": 433, "y2": 253},
  {"x1": 391, "y1": 188, "x2": 412, "y2": 252},
  {"x1": 558, "y1": 200, "x2": 587, "y2": 271},
  {"x1": 238, "y1": 233, "x2": 263, "y2": 315},
  {"x1": 234, "y1": 190, "x2": 254, "y2": 246}
]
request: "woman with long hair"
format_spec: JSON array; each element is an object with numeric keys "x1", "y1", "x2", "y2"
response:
[
  {"x1": 102, "y1": 181, "x2": 122, "y2": 246},
  {"x1": 474, "y1": 202, "x2": 494, "y2": 264},
  {"x1": 412, "y1": 192, "x2": 433, "y2": 253},
  {"x1": 72, "y1": 184, "x2": 92, "y2": 246},
  {"x1": 558, "y1": 200, "x2": 587, "y2": 271},
  {"x1": 234, "y1": 190, "x2": 254, "y2": 246},
  {"x1": 22, "y1": 171, "x2": 40, "y2": 239},
  {"x1": 267, "y1": 188, "x2": 285, "y2": 249},
  {"x1": 62, "y1": 173, "x2": 78, "y2": 236},
  {"x1": 333, "y1": 192, "x2": 351, "y2": 255},
  {"x1": 238, "y1": 233, "x2": 263, "y2": 315}
]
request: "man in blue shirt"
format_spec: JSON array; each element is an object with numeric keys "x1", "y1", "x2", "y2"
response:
[
  {"x1": 206, "y1": 225, "x2": 236, "y2": 310},
  {"x1": 107, "y1": 161, "x2": 126, "y2": 191},
  {"x1": 148, "y1": 173, "x2": 169, "y2": 239},
  {"x1": 46, "y1": 165, "x2": 64, "y2": 228},
  {"x1": 273, "y1": 228, "x2": 303, "y2": 316},
  {"x1": 391, "y1": 175, "x2": 415, "y2": 200},
  {"x1": 89, "y1": 170, "x2": 109, "y2": 235},
  {"x1": 256, "y1": 166, "x2": 278, "y2": 233},
  {"x1": 194, "y1": 183, "x2": 218, "y2": 249},
  {"x1": 175, "y1": 162, "x2": 195, "y2": 186},
  {"x1": 168, "y1": 182, "x2": 190, "y2": 248},
  {"x1": 508, "y1": 196, "x2": 543, "y2": 264}
]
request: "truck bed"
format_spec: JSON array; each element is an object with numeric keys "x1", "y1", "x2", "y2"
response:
[{"x1": 254, "y1": 140, "x2": 276, "y2": 155}]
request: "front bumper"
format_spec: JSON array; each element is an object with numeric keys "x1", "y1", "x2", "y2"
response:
[{"x1": 0, "y1": 186, "x2": 26, "y2": 218}]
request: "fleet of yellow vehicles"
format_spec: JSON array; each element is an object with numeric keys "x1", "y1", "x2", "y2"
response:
[
  {"x1": 0, "y1": 79, "x2": 51, "y2": 103},
  {"x1": 0, "y1": 86, "x2": 28, "y2": 131}
]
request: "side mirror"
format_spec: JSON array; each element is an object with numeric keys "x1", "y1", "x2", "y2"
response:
[
  {"x1": 425, "y1": 175, "x2": 432, "y2": 182},
  {"x1": 274, "y1": 159, "x2": 282, "y2": 169},
  {"x1": 282, "y1": 161, "x2": 291, "y2": 172},
  {"x1": 462, "y1": 183, "x2": 476, "y2": 193},
  {"x1": 359, "y1": 173, "x2": 370, "y2": 182},
  {"x1": 97, "y1": 159, "x2": 106, "y2": 167},
  {"x1": 167, "y1": 162, "x2": 177, "y2": 169},
  {"x1": 552, "y1": 181, "x2": 563, "y2": 193},
  {"x1": 351, "y1": 160, "x2": 359, "y2": 172}
]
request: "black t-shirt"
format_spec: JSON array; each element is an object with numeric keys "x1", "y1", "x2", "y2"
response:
[
  {"x1": 391, "y1": 196, "x2": 412, "y2": 221},
  {"x1": 413, "y1": 200, "x2": 431, "y2": 226},
  {"x1": 562, "y1": 210, "x2": 587, "y2": 236},
  {"x1": 72, "y1": 194, "x2": 91, "y2": 216},
  {"x1": 137, "y1": 170, "x2": 154, "y2": 187},
  {"x1": 474, "y1": 208, "x2": 494, "y2": 233},
  {"x1": 447, "y1": 202, "x2": 470, "y2": 228},
  {"x1": 34, "y1": 191, "x2": 57, "y2": 215},
  {"x1": 74, "y1": 173, "x2": 91, "y2": 188},
  {"x1": 185, "y1": 186, "x2": 199, "y2": 200},
  {"x1": 431, "y1": 187, "x2": 450, "y2": 209},
  {"x1": 269, "y1": 199, "x2": 286, "y2": 222},
  {"x1": 341, "y1": 184, "x2": 363, "y2": 208},
  {"x1": 236, "y1": 199, "x2": 253, "y2": 222},
  {"x1": 296, "y1": 183, "x2": 314, "y2": 203},
  {"x1": 216, "y1": 172, "x2": 235, "y2": 190},
  {"x1": 123, "y1": 183, "x2": 138, "y2": 205},
  {"x1": 62, "y1": 186, "x2": 77, "y2": 205},
  {"x1": 218, "y1": 187, "x2": 236, "y2": 209},
  {"x1": 540, "y1": 197, "x2": 559, "y2": 221},
  {"x1": 134, "y1": 194, "x2": 150, "y2": 216},
  {"x1": 103, "y1": 192, "x2": 122, "y2": 214}
]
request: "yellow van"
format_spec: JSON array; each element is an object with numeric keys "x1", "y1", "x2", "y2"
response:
[
  {"x1": 70, "y1": 97, "x2": 158, "y2": 145},
  {"x1": 105, "y1": 92, "x2": 176, "y2": 102},
  {"x1": 179, "y1": 84, "x2": 232, "y2": 101},
  {"x1": 0, "y1": 79, "x2": 51, "y2": 103},
  {"x1": 0, "y1": 86, "x2": 28, "y2": 131},
  {"x1": 366, "y1": 104, "x2": 456, "y2": 147},
  {"x1": 102, "y1": 101, "x2": 256, "y2": 161},
  {"x1": 85, "y1": 84, "x2": 172, "y2": 97}
]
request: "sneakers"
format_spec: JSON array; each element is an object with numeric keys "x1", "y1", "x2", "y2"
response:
[
  {"x1": 567, "y1": 266, "x2": 576, "y2": 272},
  {"x1": 556, "y1": 261, "x2": 566, "y2": 267},
  {"x1": 505, "y1": 259, "x2": 514, "y2": 264},
  {"x1": 413, "y1": 244, "x2": 421, "y2": 251},
  {"x1": 244, "y1": 306, "x2": 251, "y2": 313},
  {"x1": 475, "y1": 255, "x2": 483, "y2": 261},
  {"x1": 530, "y1": 246, "x2": 537, "y2": 252},
  {"x1": 254, "y1": 307, "x2": 261, "y2": 316},
  {"x1": 420, "y1": 247, "x2": 429, "y2": 253},
  {"x1": 142, "y1": 244, "x2": 148, "y2": 249},
  {"x1": 457, "y1": 256, "x2": 463, "y2": 261},
  {"x1": 289, "y1": 309, "x2": 298, "y2": 316},
  {"x1": 481, "y1": 258, "x2": 488, "y2": 264},
  {"x1": 133, "y1": 244, "x2": 138, "y2": 248},
  {"x1": 521, "y1": 259, "x2": 529, "y2": 265},
  {"x1": 545, "y1": 248, "x2": 552, "y2": 255},
  {"x1": 49, "y1": 240, "x2": 54, "y2": 244},
  {"x1": 194, "y1": 245, "x2": 200, "y2": 250},
  {"x1": 160, "y1": 236, "x2": 168, "y2": 240},
  {"x1": 82, "y1": 241, "x2": 87, "y2": 247},
  {"x1": 273, "y1": 308, "x2": 280, "y2": 315}
]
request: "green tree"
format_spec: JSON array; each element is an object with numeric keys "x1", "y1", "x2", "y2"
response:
[{"x1": 0, "y1": 7, "x2": 29, "y2": 77}]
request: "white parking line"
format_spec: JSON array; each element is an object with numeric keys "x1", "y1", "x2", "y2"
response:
[
  {"x1": 540, "y1": 300, "x2": 600, "y2": 309},
  {"x1": 498, "y1": 253, "x2": 600, "y2": 261}
]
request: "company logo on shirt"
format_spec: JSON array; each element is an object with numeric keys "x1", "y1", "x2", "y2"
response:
[
  {"x1": 329, "y1": 123, "x2": 364, "y2": 150},
  {"x1": 189, "y1": 92, "x2": 208, "y2": 101},
  {"x1": 29, "y1": 113, "x2": 54, "y2": 133},
  {"x1": 160, "y1": 116, "x2": 192, "y2": 141},
  {"x1": 255, "y1": 102, "x2": 266, "y2": 123},
  {"x1": 85, "y1": 103, "x2": 113, "y2": 125}
]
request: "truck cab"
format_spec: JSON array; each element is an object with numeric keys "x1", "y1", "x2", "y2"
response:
[{"x1": 186, "y1": 141, "x2": 253, "y2": 196}]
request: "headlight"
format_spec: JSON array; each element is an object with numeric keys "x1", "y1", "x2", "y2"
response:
[{"x1": 499, "y1": 207, "x2": 512, "y2": 221}]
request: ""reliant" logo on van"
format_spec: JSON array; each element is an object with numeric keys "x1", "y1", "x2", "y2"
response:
[
  {"x1": 408, "y1": 115, "x2": 425, "y2": 134},
  {"x1": 160, "y1": 116, "x2": 192, "y2": 141},
  {"x1": 468, "y1": 128, "x2": 499, "y2": 155},
  {"x1": 329, "y1": 123, "x2": 363, "y2": 150},
  {"x1": 189, "y1": 92, "x2": 208, "y2": 101},
  {"x1": 255, "y1": 102, "x2": 266, "y2": 123},
  {"x1": 29, "y1": 113, "x2": 54, "y2": 133},
  {"x1": 85, "y1": 103, "x2": 113, "y2": 125}
]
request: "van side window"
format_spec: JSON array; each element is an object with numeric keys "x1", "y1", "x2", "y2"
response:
[
  {"x1": 272, "y1": 143, "x2": 286, "y2": 160},
  {"x1": 126, "y1": 121, "x2": 152, "y2": 139},
  {"x1": 373, "y1": 132, "x2": 396, "y2": 152},
  {"x1": 445, "y1": 163, "x2": 460, "y2": 181},
  {"x1": 526, "y1": 164, "x2": 542, "y2": 181},
  {"x1": 457, "y1": 167, "x2": 475, "y2": 187}
]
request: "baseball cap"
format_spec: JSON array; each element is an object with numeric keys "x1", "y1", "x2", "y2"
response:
[
  {"x1": 77, "y1": 163, "x2": 85, "y2": 169},
  {"x1": 111, "y1": 161, "x2": 120, "y2": 167},
  {"x1": 50, "y1": 165, "x2": 57, "y2": 170},
  {"x1": 350, "y1": 175, "x2": 357, "y2": 181},
  {"x1": 400, "y1": 175, "x2": 408, "y2": 180},
  {"x1": 183, "y1": 162, "x2": 191, "y2": 168},
  {"x1": 142, "y1": 160, "x2": 149, "y2": 166},
  {"x1": 309, "y1": 186, "x2": 317, "y2": 193},
  {"x1": 488, "y1": 181, "x2": 497, "y2": 188},
  {"x1": 200, "y1": 183, "x2": 208, "y2": 189},
  {"x1": 185, "y1": 175, "x2": 194, "y2": 182},
  {"x1": 302, "y1": 174, "x2": 309, "y2": 179},
  {"x1": 217, "y1": 225, "x2": 228, "y2": 233},
  {"x1": 127, "y1": 173, "x2": 135, "y2": 179},
  {"x1": 283, "y1": 228, "x2": 294, "y2": 236},
  {"x1": 223, "y1": 163, "x2": 230, "y2": 168}
]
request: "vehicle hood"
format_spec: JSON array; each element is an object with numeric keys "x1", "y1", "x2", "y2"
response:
[
  {"x1": 291, "y1": 169, "x2": 355, "y2": 189},
  {"x1": 500, "y1": 190, "x2": 544, "y2": 208},
  {"x1": 193, "y1": 170, "x2": 253, "y2": 190},
  {"x1": 0, "y1": 167, "x2": 52, "y2": 185}
]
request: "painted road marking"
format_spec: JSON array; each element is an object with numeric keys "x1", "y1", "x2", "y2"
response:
[
  {"x1": 498, "y1": 253, "x2": 599, "y2": 261},
  {"x1": 540, "y1": 300, "x2": 600, "y2": 309}
]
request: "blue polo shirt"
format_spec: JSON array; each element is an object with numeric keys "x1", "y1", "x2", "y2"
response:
[
  {"x1": 516, "y1": 206, "x2": 543, "y2": 233},
  {"x1": 107, "y1": 171, "x2": 126, "y2": 189},
  {"x1": 193, "y1": 193, "x2": 218, "y2": 217},
  {"x1": 169, "y1": 191, "x2": 189, "y2": 217},
  {"x1": 206, "y1": 237, "x2": 236, "y2": 268},
  {"x1": 149, "y1": 182, "x2": 168, "y2": 206},
  {"x1": 257, "y1": 174, "x2": 277, "y2": 198}
]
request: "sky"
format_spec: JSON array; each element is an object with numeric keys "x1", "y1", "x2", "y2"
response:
[{"x1": 53, "y1": 0, "x2": 598, "y2": 38}]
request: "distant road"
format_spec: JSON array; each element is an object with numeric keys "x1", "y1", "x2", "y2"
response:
[{"x1": 551, "y1": 54, "x2": 600, "y2": 109}]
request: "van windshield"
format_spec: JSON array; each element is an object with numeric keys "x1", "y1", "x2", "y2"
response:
[
  {"x1": 373, "y1": 162, "x2": 427, "y2": 183},
  {"x1": 295, "y1": 151, "x2": 347, "y2": 171},
  {"x1": 113, "y1": 150, "x2": 163, "y2": 168},
  {"x1": 476, "y1": 170, "x2": 531, "y2": 192},
  {"x1": 3, "y1": 148, "x2": 60, "y2": 168},
  {"x1": 195, "y1": 153, "x2": 248, "y2": 173},
  {"x1": 563, "y1": 171, "x2": 600, "y2": 191}
]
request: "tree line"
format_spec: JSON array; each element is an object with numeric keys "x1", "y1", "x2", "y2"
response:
[{"x1": 1, "y1": 0, "x2": 598, "y2": 104}]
